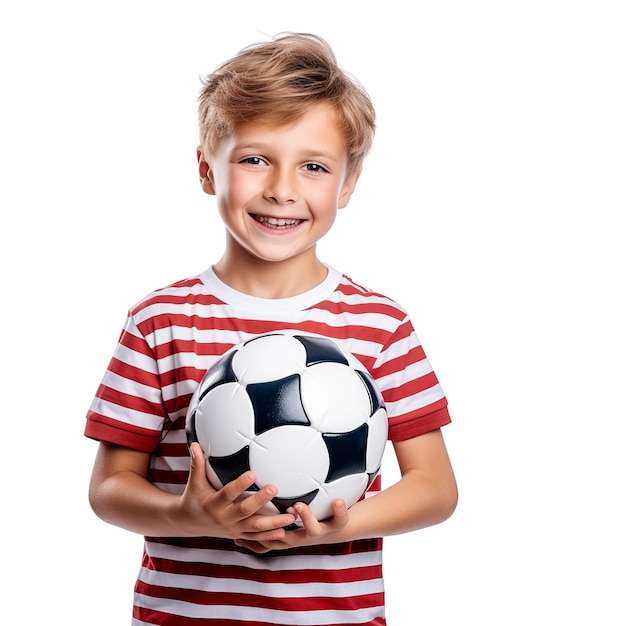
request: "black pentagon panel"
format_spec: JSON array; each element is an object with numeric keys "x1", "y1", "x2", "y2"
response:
[
  {"x1": 246, "y1": 374, "x2": 310, "y2": 435},
  {"x1": 209, "y1": 446, "x2": 251, "y2": 486},
  {"x1": 198, "y1": 350, "x2": 239, "y2": 402},
  {"x1": 295, "y1": 335, "x2": 349, "y2": 367},
  {"x1": 323, "y1": 423, "x2": 368, "y2": 482},
  {"x1": 271, "y1": 489, "x2": 319, "y2": 514},
  {"x1": 355, "y1": 370, "x2": 385, "y2": 415}
]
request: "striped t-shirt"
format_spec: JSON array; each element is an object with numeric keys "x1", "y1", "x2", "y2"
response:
[{"x1": 85, "y1": 265, "x2": 450, "y2": 625}]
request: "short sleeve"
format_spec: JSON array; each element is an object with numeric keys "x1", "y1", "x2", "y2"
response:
[
  {"x1": 84, "y1": 313, "x2": 168, "y2": 451},
  {"x1": 372, "y1": 316, "x2": 450, "y2": 441}
]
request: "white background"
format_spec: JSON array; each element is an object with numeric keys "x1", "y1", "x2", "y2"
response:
[{"x1": 2, "y1": 1, "x2": 624, "y2": 624}]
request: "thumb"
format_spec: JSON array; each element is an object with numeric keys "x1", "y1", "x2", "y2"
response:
[{"x1": 188, "y1": 442, "x2": 212, "y2": 488}]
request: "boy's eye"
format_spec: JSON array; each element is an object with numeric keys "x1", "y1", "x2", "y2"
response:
[
  {"x1": 241, "y1": 156, "x2": 266, "y2": 166},
  {"x1": 304, "y1": 163, "x2": 328, "y2": 174}
]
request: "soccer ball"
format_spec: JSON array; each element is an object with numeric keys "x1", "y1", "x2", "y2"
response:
[{"x1": 186, "y1": 331, "x2": 388, "y2": 522}]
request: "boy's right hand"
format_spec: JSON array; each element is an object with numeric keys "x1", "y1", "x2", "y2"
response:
[
  {"x1": 176, "y1": 442, "x2": 296, "y2": 541},
  {"x1": 89, "y1": 441, "x2": 295, "y2": 542}
]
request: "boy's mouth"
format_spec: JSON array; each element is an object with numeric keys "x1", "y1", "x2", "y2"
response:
[{"x1": 252, "y1": 215, "x2": 303, "y2": 229}]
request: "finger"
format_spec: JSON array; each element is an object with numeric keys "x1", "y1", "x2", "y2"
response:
[
  {"x1": 217, "y1": 470, "x2": 258, "y2": 505},
  {"x1": 236, "y1": 484, "x2": 279, "y2": 516},
  {"x1": 236, "y1": 488, "x2": 297, "y2": 529},
  {"x1": 235, "y1": 528, "x2": 297, "y2": 552},
  {"x1": 234, "y1": 539, "x2": 273, "y2": 554},
  {"x1": 293, "y1": 503, "x2": 322, "y2": 536},
  {"x1": 329, "y1": 499, "x2": 349, "y2": 529},
  {"x1": 219, "y1": 478, "x2": 296, "y2": 528},
  {"x1": 188, "y1": 442, "x2": 212, "y2": 489}
]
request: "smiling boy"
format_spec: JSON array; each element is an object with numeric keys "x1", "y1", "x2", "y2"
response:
[
  {"x1": 86, "y1": 33, "x2": 457, "y2": 625},
  {"x1": 200, "y1": 102, "x2": 357, "y2": 296}
]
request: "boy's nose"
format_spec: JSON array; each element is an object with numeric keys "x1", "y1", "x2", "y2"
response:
[{"x1": 264, "y1": 168, "x2": 298, "y2": 204}]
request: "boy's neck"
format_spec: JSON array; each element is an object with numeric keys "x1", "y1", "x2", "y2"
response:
[{"x1": 212, "y1": 252, "x2": 328, "y2": 299}]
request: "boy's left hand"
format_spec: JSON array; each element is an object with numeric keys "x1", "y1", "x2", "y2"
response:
[{"x1": 234, "y1": 499, "x2": 349, "y2": 553}]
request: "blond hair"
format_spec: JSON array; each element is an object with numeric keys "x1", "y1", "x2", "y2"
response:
[{"x1": 198, "y1": 33, "x2": 376, "y2": 177}]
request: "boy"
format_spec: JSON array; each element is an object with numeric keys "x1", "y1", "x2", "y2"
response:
[{"x1": 86, "y1": 32, "x2": 457, "y2": 625}]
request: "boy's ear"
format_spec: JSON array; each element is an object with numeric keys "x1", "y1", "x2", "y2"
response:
[
  {"x1": 197, "y1": 147, "x2": 216, "y2": 196},
  {"x1": 338, "y1": 170, "x2": 361, "y2": 209}
]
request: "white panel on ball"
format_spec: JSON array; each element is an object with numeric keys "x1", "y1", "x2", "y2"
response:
[
  {"x1": 250, "y1": 425, "x2": 330, "y2": 494},
  {"x1": 300, "y1": 362, "x2": 373, "y2": 432},
  {"x1": 193, "y1": 382, "x2": 256, "y2": 457},
  {"x1": 232, "y1": 333, "x2": 307, "y2": 383}
]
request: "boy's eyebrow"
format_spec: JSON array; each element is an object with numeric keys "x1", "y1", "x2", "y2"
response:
[{"x1": 231, "y1": 141, "x2": 342, "y2": 163}]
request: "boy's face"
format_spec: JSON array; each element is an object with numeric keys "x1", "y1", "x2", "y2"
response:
[{"x1": 198, "y1": 103, "x2": 359, "y2": 267}]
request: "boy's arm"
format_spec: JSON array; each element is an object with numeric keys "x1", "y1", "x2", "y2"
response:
[
  {"x1": 88, "y1": 441, "x2": 297, "y2": 540},
  {"x1": 348, "y1": 428, "x2": 458, "y2": 536},
  {"x1": 235, "y1": 428, "x2": 457, "y2": 552}
]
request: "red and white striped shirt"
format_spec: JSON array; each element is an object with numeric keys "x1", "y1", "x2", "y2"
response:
[{"x1": 85, "y1": 265, "x2": 450, "y2": 625}]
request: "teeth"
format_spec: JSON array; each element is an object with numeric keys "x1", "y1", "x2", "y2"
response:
[{"x1": 256, "y1": 215, "x2": 300, "y2": 229}]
